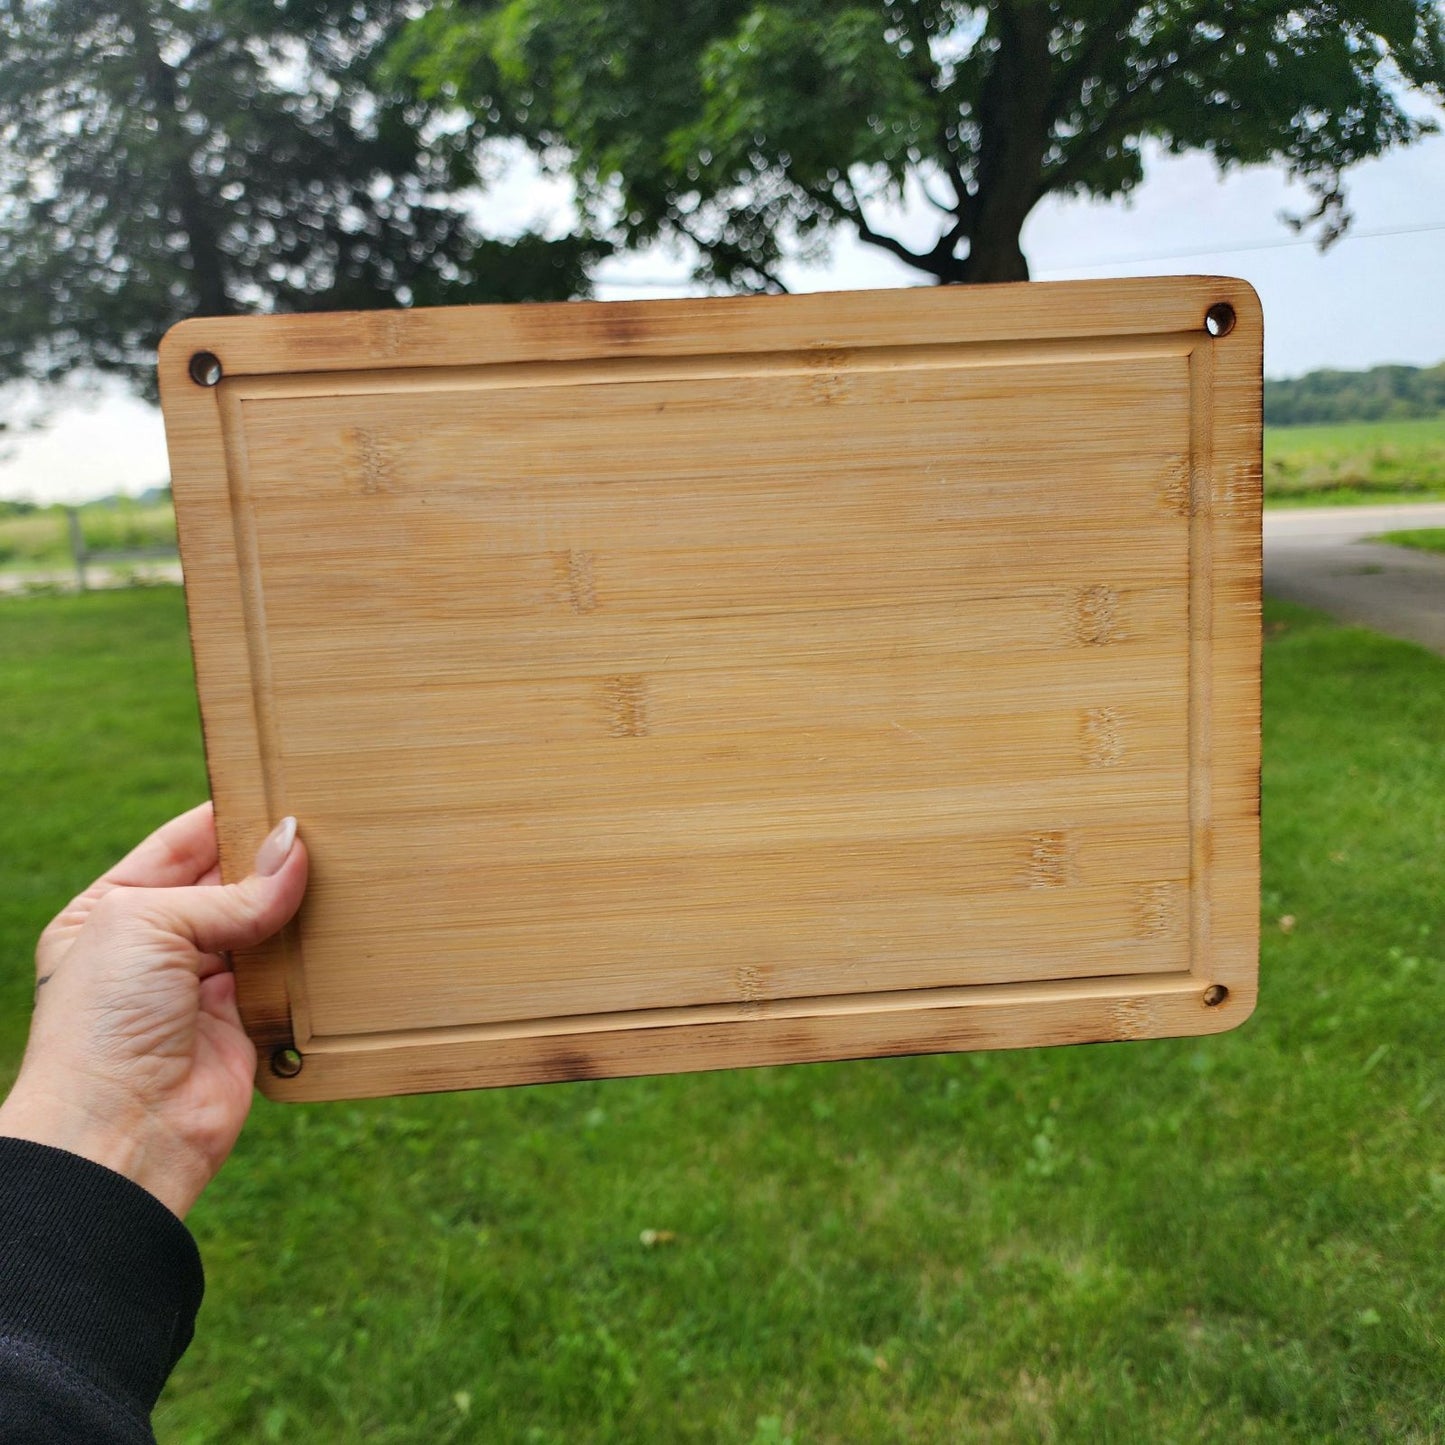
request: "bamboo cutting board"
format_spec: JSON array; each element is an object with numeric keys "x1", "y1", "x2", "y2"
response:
[{"x1": 159, "y1": 278, "x2": 1261, "y2": 1102}]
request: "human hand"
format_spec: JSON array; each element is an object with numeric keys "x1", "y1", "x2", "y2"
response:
[{"x1": 0, "y1": 802, "x2": 307, "y2": 1218}]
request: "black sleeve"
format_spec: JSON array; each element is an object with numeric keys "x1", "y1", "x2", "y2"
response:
[{"x1": 0, "y1": 1138, "x2": 204, "y2": 1444}]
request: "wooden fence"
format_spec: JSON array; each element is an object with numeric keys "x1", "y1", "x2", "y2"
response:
[{"x1": 65, "y1": 507, "x2": 179, "y2": 591}]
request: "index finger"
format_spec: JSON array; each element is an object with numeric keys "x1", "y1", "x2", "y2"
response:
[{"x1": 99, "y1": 801, "x2": 219, "y2": 890}]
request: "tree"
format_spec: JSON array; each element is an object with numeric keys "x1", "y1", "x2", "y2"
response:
[
  {"x1": 399, "y1": 0, "x2": 1445, "y2": 291},
  {"x1": 1264, "y1": 360, "x2": 1445, "y2": 423},
  {"x1": 0, "y1": 0, "x2": 605, "y2": 395}
]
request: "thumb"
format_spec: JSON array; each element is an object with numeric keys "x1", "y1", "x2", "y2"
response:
[{"x1": 139, "y1": 818, "x2": 309, "y2": 957}]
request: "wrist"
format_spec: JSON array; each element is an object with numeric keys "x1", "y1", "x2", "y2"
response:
[{"x1": 0, "y1": 1082, "x2": 210, "y2": 1219}]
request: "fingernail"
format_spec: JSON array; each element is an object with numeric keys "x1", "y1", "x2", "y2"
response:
[{"x1": 255, "y1": 816, "x2": 298, "y2": 877}]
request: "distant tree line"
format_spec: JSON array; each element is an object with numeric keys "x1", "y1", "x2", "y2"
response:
[{"x1": 1265, "y1": 363, "x2": 1445, "y2": 427}]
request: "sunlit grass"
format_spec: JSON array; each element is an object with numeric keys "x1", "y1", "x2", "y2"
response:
[
  {"x1": 1, "y1": 589, "x2": 1440, "y2": 1442},
  {"x1": 1263, "y1": 416, "x2": 1445, "y2": 507},
  {"x1": 1372, "y1": 527, "x2": 1445, "y2": 555}
]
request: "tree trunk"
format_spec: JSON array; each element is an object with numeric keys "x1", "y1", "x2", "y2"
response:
[
  {"x1": 957, "y1": 4, "x2": 1054, "y2": 285},
  {"x1": 960, "y1": 214, "x2": 1031, "y2": 283},
  {"x1": 126, "y1": 0, "x2": 234, "y2": 316}
]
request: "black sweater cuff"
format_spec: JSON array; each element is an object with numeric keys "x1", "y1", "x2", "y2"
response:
[{"x1": 0, "y1": 1137, "x2": 204, "y2": 1415}]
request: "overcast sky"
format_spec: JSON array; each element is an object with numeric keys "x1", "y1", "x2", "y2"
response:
[{"x1": 3, "y1": 121, "x2": 1442, "y2": 505}]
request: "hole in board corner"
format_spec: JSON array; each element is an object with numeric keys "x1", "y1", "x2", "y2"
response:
[
  {"x1": 1202, "y1": 984, "x2": 1230, "y2": 1007},
  {"x1": 270, "y1": 1046, "x2": 303, "y2": 1078},
  {"x1": 189, "y1": 351, "x2": 223, "y2": 387},
  {"x1": 1204, "y1": 303, "x2": 1236, "y2": 339}
]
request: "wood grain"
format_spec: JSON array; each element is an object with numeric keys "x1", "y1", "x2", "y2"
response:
[{"x1": 158, "y1": 278, "x2": 1261, "y2": 1102}]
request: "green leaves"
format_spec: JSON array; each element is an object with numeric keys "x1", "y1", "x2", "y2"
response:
[
  {"x1": 5, "y1": 0, "x2": 1443, "y2": 389},
  {"x1": 683, "y1": 7, "x2": 933, "y2": 185},
  {"x1": 401, "y1": 0, "x2": 1445, "y2": 288},
  {"x1": 0, "y1": 0, "x2": 603, "y2": 394}
]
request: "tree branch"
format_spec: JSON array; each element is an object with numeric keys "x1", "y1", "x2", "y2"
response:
[
  {"x1": 919, "y1": 173, "x2": 958, "y2": 215},
  {"x1": 754, "y1": 265, "x2": 790, "y2": 294},
  {"x1": 833, "y1": 178, "x2": 936, "y2": 273},
  {"x1": 894, "y1": 2, "x2": 976, "y2": 216},
  {"x1": 1038, "y1": 0, "x2": 1256, "y2": 202},
  {"x1": 668, "y1": 207, "x2": 791, "y2": 293},
  {"x1": 926, "y1": 210, "x2": 971, "y2": 270},
  {"x1": 177, "y1": 30, "x2": 227, "y2": 74},
  {"x1": 1044, "y1": 0, "x2": 1143, "y2": 125},
  {"x1": 123, "y1": 0, "x2": 233, "y2": 315}
]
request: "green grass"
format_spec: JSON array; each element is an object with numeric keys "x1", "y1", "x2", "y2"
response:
[
  {"x1": 1264, "y1": 416, "x2": 1445, "y2": 508},
  {"x1": 4, "y1": 417, "x2": 1441, "y2": 579},
  {"x1": 2, "y1": 589, "x2": 1442, "y2": 1443},
  {"x1": 0, "y1": 500, "x2": 176, "y2": 572},
  {"x1": 1373, "y1": 527, "x2": 1445, "y2": 555}
]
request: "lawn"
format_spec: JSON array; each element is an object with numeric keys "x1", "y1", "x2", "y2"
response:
[
  {"x1": 1263, "y1": 416, "x2": 1445, "y2": 508},
  {"x1": 1373, "y1": 528, "x2": 1445, "y2": 556},
  {"x1": 2, "y1": 416, "x2": 1443, "y2": 594},
  {"x1": 1, "y1": 589, "x2": 1441, "y2": 1443}
]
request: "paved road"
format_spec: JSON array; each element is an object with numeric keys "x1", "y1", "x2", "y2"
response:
[
  {"x1": 0, "y1": 559, "x2": 183, "y2": 597},
  {"x1": 1264, "y1": 503, "x2": 1445, "y2": 656}
]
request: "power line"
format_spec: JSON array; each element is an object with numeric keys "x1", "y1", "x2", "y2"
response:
[
  {"x1": 592, "y1": 217, "x2": 1445, "y2": 288},
  {"x1": 1036, "y1": 219, "x2": 1445, "y2": 271}
]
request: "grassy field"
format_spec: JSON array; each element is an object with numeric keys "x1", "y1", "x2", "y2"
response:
[
  {"x1": 1263, "y1": 416, "x2": 1445, "y2": 508},
  {"x1": 0, "y1": 500, "x2": 175, "y2": 573},
  {"x1": 1374, "y1": 527, "x2": 1445, "y2": 555},
  {"x1": 0, "y1": 416, "x2": 1441, "y2": 584},
  {"x1": 1, "y1": 588, "x2": 1441, "y2": 1443}
]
